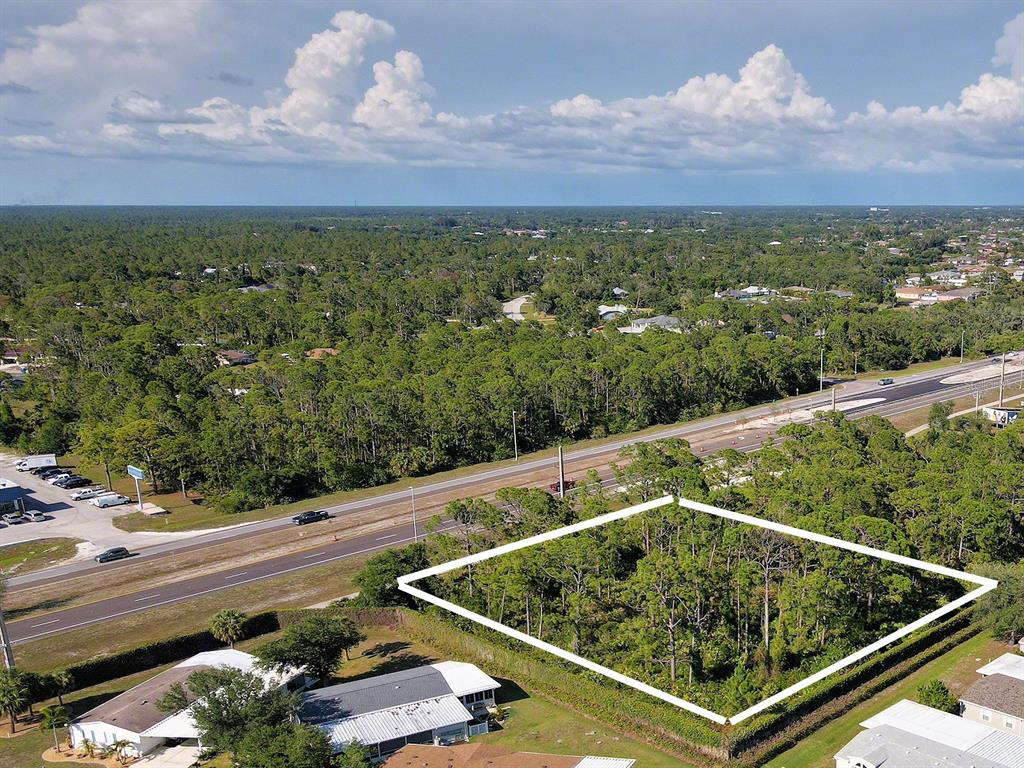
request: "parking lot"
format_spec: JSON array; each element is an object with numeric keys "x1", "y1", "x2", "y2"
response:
[{"x1": 0, "y1": 454, "x2": 201, "y2": 558}]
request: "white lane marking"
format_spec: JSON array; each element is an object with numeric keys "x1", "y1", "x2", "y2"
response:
[
  {"x1": 303, "y1": 552, "x2": 326, "y2": 559},
  {"x1": 224, "y1": 572, "x2": 247, "y2": 579},
  {"x1": 29, "y1": 619, "x2": 60, "y2": 628},
  {"x1": 133, "y1": 594, "x2": 160, "y2": 602},
  {"x1": 375, "y1": 534, "x2": 397, "y2": 540},
  {"x1": 11, "y1": 523, "x2": 460, "y2": 645}
]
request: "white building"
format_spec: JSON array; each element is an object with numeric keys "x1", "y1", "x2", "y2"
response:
[
  {"x1": 596, "y1": 304, "x2": 629, "y2": 321},
  {"x1": 70, "y1": 650, "x2": 307, "y2": 759},
  {"x1": 300, "y1": 662, "x2": 500, "y2": 759},
  {"x1": 835, "y1": 699, "x2": 1024, "y2": 768},
  {"x1": 617, "y1": 315, "x2": 682, "y2": 334}
]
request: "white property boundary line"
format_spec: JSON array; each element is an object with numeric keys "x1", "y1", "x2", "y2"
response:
[{"x1": 397, "y1": 496, "x2": 997, "y2": 726}]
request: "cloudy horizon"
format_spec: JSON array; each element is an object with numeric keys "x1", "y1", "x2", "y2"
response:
[{"x1": 1, "y1": 1, "x2": 1021, "y2": 205}]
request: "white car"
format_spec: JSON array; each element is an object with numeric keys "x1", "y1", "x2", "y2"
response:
[
  {"x1": 2, "y1": 512, "x2": 24, "y2": 524},
  {"x1": 24, "y1": 511, "x2": 47, "y2": 522},
  {"x1": 70, "y1": 487, "x2": 107, "y2": 501},
  {"x1": 88, "y1": 493, "x2": 130, "y2": 508},
  {"x1": 46, "y1": 473, "x2": 71, "y2": 484}
]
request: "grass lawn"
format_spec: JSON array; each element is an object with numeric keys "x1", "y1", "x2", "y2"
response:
[
  {"x1": 764, "y1": 631, "x2": 1007, "y2": 768},
  {"x1": 483, "y1": 693, "x2": 698, "y2": 768},
  {"x1": 0, "y1": 538, "x2": 81, "y2": 575}
]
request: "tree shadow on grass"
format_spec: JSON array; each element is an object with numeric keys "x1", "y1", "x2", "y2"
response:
[
  {"x1": 6, "y1": 596, "x2": 75, "y2": 621},
  {"x1": 361, "y1": 641, "x2": 410, "y2": 659}
]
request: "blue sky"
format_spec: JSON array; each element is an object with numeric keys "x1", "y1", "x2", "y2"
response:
[{"x1": 1, "y1": 1, "x2": 1021, "y2": 205}]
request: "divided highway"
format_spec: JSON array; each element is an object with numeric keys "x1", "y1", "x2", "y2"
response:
[{"x1": 6, "y1": 357, "x2": 1018, "y2": 645}]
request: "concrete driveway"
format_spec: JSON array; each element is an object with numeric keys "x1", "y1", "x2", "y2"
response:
[{"x1": 136, "y1": 744, "x2": 201, "y2": 767}]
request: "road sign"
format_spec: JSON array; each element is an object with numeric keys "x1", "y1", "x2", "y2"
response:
[{"x1": 127, "y1": 465, "x2": 145, "y2": 480}]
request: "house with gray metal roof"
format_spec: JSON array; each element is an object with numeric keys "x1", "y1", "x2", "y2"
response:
[
  {"x1": 299, "y1": 661, "x2": 500, "y2": 759},
  {"x1": 835, "y1": 699, "x2": 1024, "y2": 768}
]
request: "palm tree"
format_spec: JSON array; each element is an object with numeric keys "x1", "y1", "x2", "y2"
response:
[
  {"x1": 106, "y1": 738, "x2": 133, "y2": 766},
  {"x1": 80, "y1": 737, "x2": 96, "y2": 758},
  {"x1": 210, "y1": 609, "x2": 246, "y2": 649},
  {"x1": 40, "y1": 705, "x2": 70, "y2": 752},
  {"x1": 51, "y1": 669, "x2": 74, "y2": 707},
  {"x1": 0, "y1": 669, "x2": 28, "y2": 733}
]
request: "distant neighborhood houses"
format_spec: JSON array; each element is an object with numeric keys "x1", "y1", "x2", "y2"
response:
[{"x1": 835, "y1": 653, "x2": 1024, "y2": 768}]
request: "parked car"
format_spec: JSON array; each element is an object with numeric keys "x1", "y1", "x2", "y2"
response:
[
  {"x1": 88, "y1": 494, "x2": 131, "y2": 508},
  {"x1": 94, "y1": 547, "x2": 131, "y2": 563},
  {"x1": 24, "y1": 511, "x2": 47, "y2": 522},
  {"x1": 55, "y1": 476, "x2": 90, "y2": 489},
  {"x1": 549, "y1": 479, "x2": 577, "y2": 493},
  {"x1": 878, "y1": 378, "x2": 894, "y2": 386},
  {"x1": 70, "y1": 487, "x2": 107, "y2": 501},
  {"x1": 37, "y1": 467, "x2": 65, "y2": 479},
  {"x1": 292, "y1": 509, "x2": 330, "y2": 525},
  {"x1": 2, "y1": 512, "x2": 25, "y2": 524},
  {"x1": 46, "y1": 473, "x2": 72, "y2": 485}
]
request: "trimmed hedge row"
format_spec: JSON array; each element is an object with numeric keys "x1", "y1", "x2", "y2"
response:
[
  {"x1": 726, "y1": 611, "x2": 973, "y2": 754},
  {"x1": 30, "y1": 610, "x2": 281, "y2": 697},
  {"x1": 737, "y1": 619, "x2": 984, "y2": 766}
]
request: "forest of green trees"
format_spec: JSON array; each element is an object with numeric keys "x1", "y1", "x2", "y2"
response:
[
  {"x1": 366, "y1": 413, "x2": 1024, "y2": 713},
  {"x1": 1, "y1": 207, "x2": 1022, "y2": 512}
]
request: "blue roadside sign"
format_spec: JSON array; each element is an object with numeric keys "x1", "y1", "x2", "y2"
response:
[{"x1": 127, "y1": 465, "x2": 146, "y2": 480}]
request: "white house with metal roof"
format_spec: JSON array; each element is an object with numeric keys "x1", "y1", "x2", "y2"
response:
[
  {"x1": 835, "y1": 699, "x2": 1024, "y2": 768},
  {"x1": 70, "y1": 650, "x2": 307, "y2": 759},
  {"x1": 298, "y1": 661, "x2": 500, "y2": 759}
]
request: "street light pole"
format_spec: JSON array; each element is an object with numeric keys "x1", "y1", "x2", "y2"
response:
[
  {"x1": 557, "y1": 445, "x2": 565, "y2": 499},
  {"x1": 511, "y1": 409, "x2": 519, "y2": 461},
  {"x1": 959, "y1": 330, "x2": 965, "y2": 364},
  {"x1": 819, "y1": 347, "x2": 825, "y2": 392},
  {"x1": 410, "y1": 487, "x2": 418, "y2": 542},
  {"x1": 998, "y1": 351, "x2": 1006, "y2": 407}
]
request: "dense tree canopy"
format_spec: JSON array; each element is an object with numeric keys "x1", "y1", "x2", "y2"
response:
[{"x1": 1, "y1": 207, "x2": 1021, "y2": 515}]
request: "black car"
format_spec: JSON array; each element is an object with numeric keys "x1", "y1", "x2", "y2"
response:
[
  {"x1": 292, "y1": 509, "x2": 330, "y2": 525},
  {"x1": 30, "y1": 465, "x2": 58, "y2": 476},
  {"x1": 94, "y1": 547, "x2": 132, "y2": 563},
  {"x1": 55, "y1": 476, "x2": 89, "y2": 489},
  {"x1": 38, "y1": 467, "x2": 65, "y2": 480}
]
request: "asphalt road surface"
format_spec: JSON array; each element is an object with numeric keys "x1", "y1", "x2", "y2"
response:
[{"x1": 6, "y1": 356, "x2": 1019, "y2": 645}]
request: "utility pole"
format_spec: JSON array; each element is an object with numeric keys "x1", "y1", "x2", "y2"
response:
[
  {"x1": 975, "y1": 388, "x2": 981, "y2": 414},
  {"x1": 831, "y1": 385, "x2": 837, "y2": 412},
  {"x1": 410, "y1": 487, "x2": 418, "y2": 542},
  {"x1": 557, "y1": 445, "x2": 565, "y2": 499},
  {"x1": 959, "y1": 330, "x2": 965, "y2": 364},
  {"x1": 511, "y1": 409, "x2": 519, "y2": 461},
  {"x1": 998, "y1": 351, "x2": 1006, "y2": 407},
  {"x1": 0, "y1": 609, "x2": 13, "y2": 670},
  {"x1": 819, "y1": 347, "x2": 825, "y2": 392}
]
